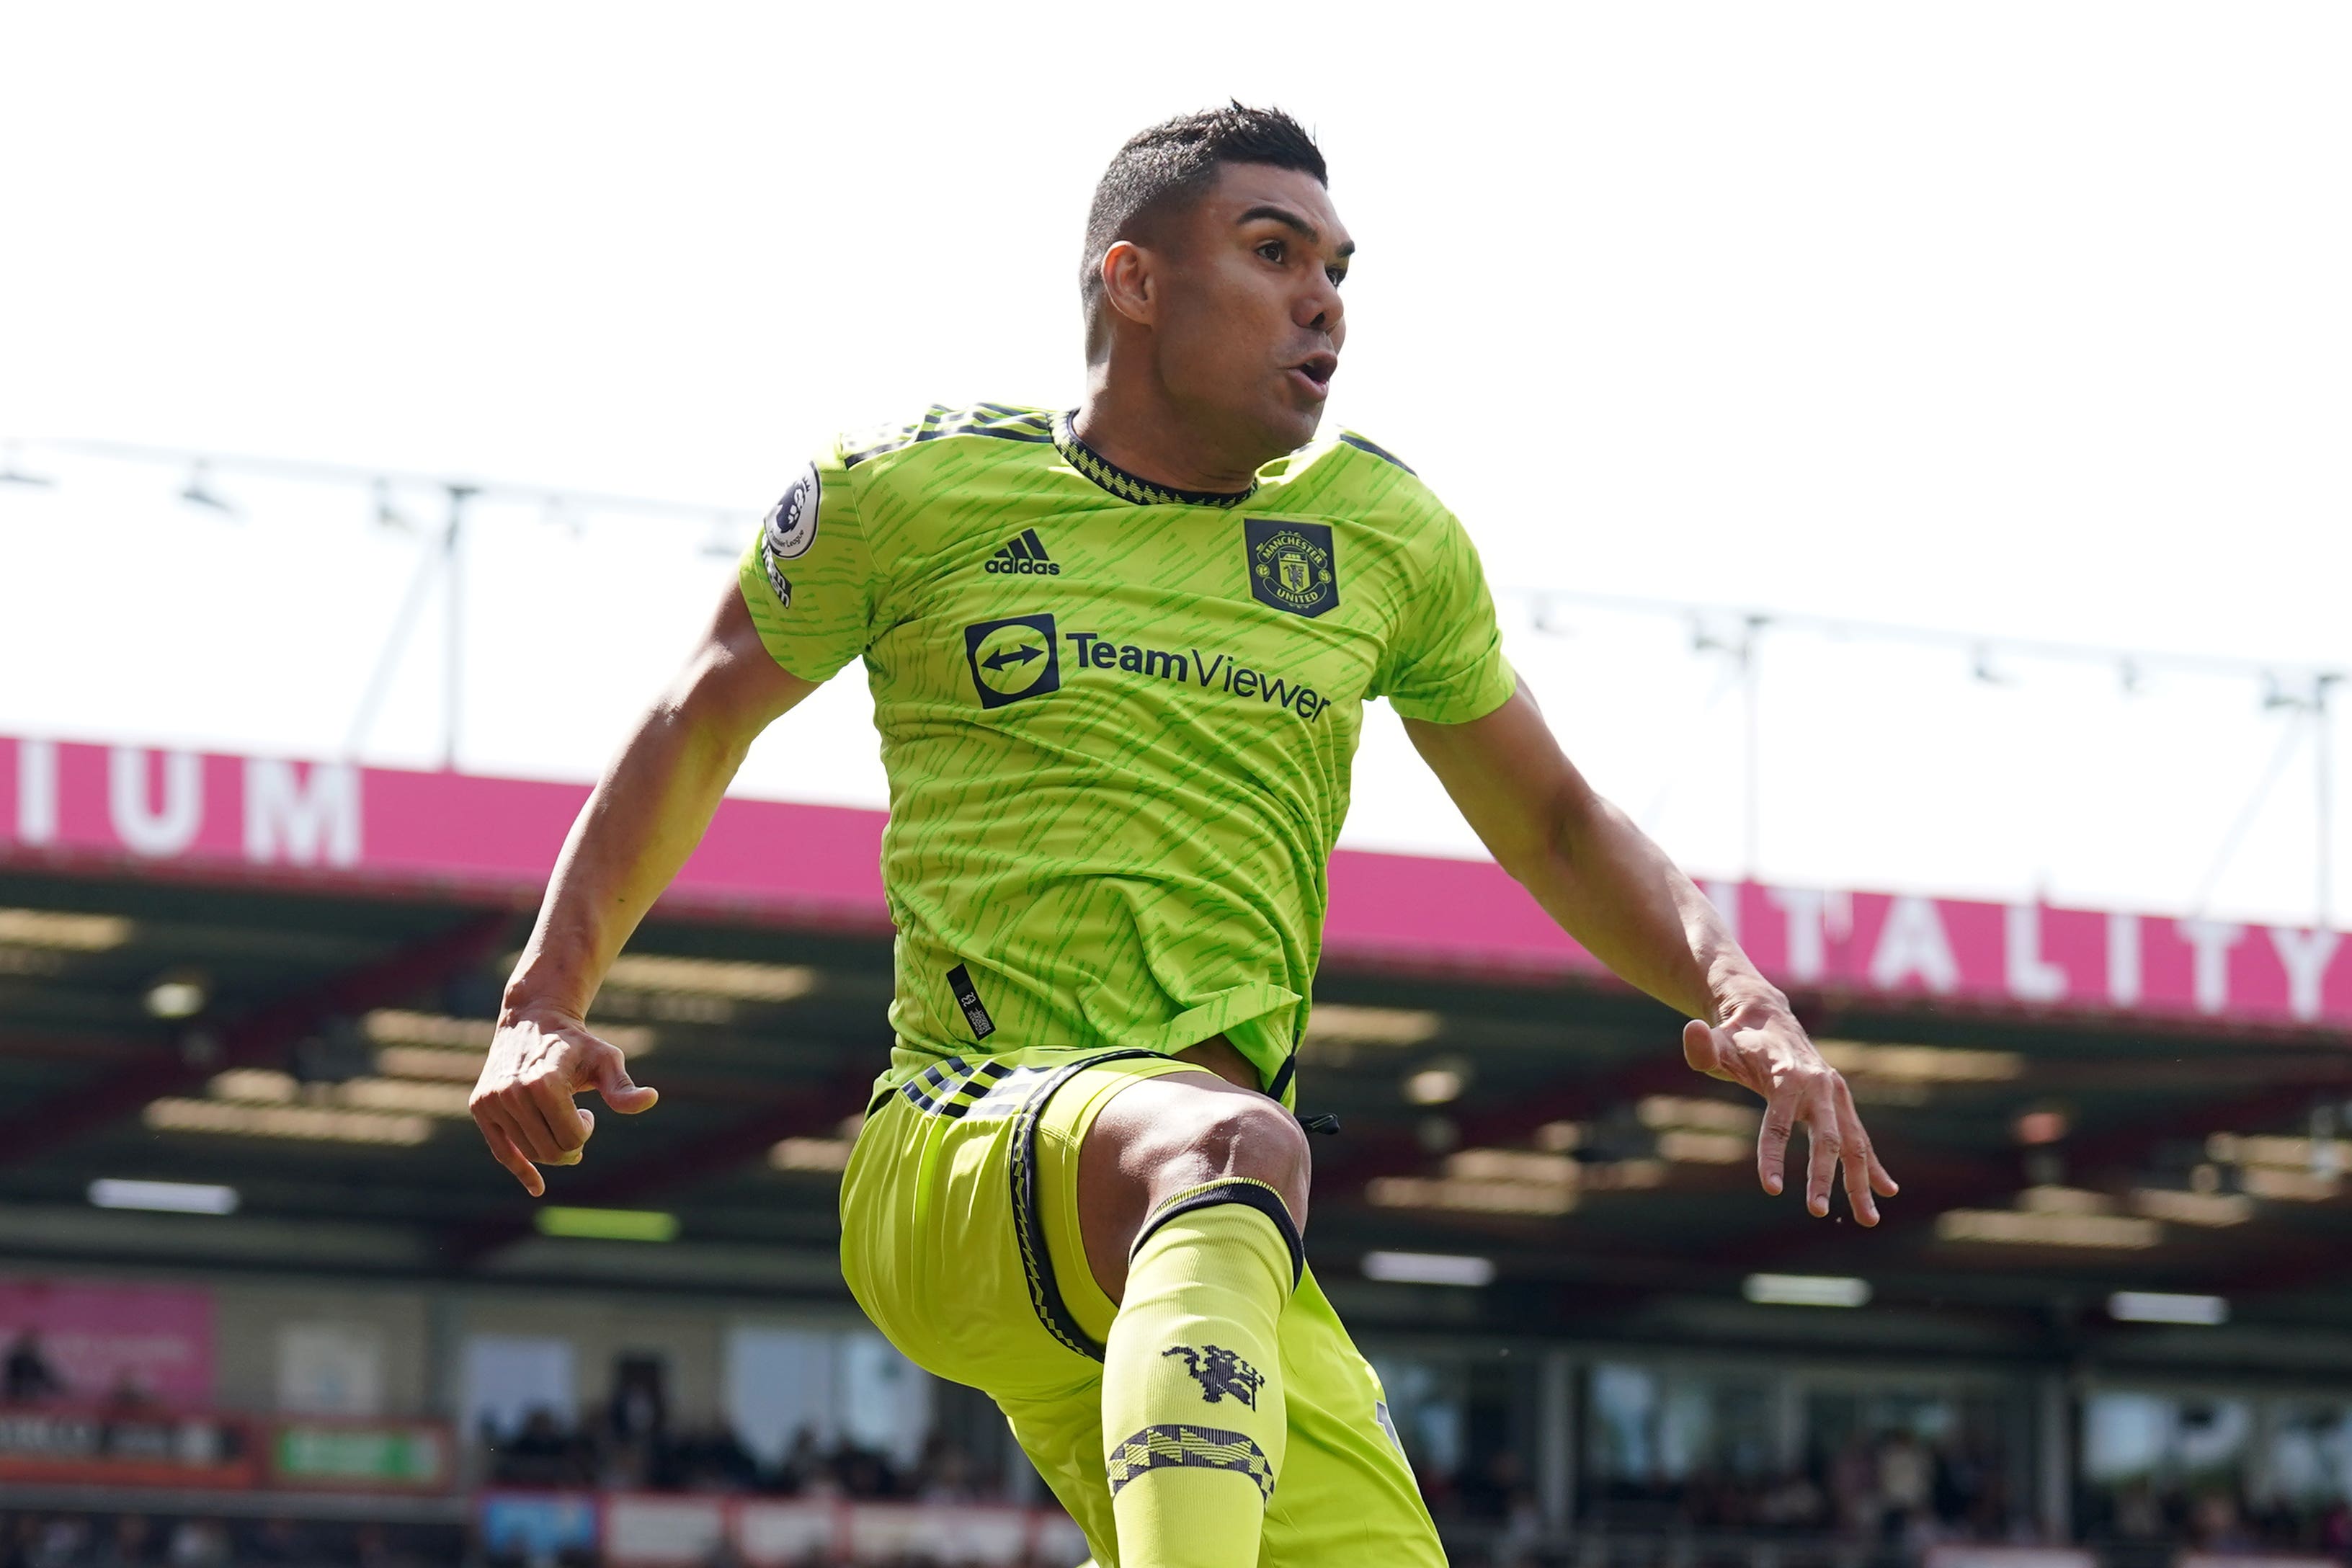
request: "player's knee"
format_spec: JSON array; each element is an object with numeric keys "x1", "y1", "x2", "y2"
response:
[{"x1": 1179, "y1": 1096, "x2": 1311, "y2": 1222}]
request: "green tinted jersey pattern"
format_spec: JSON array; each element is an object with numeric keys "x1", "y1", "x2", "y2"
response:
[{"x1": 737, "y1": 405, "x2": 1515, "y2": 1104}]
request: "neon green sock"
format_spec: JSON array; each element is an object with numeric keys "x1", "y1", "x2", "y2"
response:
[{"x1": 1102, "y1": 1180, "x2": 1301, "y2": 1568}]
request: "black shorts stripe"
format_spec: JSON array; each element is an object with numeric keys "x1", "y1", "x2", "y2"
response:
[{"x1": 1009, "y1": 1049, "x2": 1165, "y2": 1362}]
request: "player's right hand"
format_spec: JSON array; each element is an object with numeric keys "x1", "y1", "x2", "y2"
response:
[{"x1": 470, "y1": 1009, "x2": 659, "y2": 1196}]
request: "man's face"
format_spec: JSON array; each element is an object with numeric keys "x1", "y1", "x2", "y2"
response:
[{"x1": 1146, "y1": 164, "x2": 1352, "y2": 459}]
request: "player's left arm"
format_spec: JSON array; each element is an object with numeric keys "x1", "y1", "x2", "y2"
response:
[{"x1": 1403, "y1": 685, "x2": 1899, "y2": 1224}]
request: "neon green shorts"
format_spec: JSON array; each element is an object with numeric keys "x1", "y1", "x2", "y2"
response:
[{"x1": 839, "y1": 1048, "x2": 1444, "y2": 1567}]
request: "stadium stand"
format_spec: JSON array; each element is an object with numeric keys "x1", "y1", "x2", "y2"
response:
[{"x1": 5, "y1": 733, "x2": 2352, "y2": 1565}]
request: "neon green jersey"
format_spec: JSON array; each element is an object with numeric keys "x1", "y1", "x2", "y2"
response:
[{"x1": 738, "y1": 405, "x2": 1514, "y2": 1104}]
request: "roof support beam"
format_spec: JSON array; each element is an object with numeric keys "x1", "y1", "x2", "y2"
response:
[{"x1": 0, "y1": 911, "x2": 509, "y2": 1170}]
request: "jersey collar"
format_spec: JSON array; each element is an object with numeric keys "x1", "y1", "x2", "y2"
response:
[{"x1": 1052, "y1": 410, "x2": 1259, "y2": 509}]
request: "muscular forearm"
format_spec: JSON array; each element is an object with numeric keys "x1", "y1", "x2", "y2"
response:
[
  {"x1": 1510, "y1": 785, "x2": 1783, "y2": 1025},
  {"x1": 502, "y1": 700, "x2": 750, "y2": 1021},
  {"x1": 1407, "y1": 685, "x2": 1894, "y2": 1221},
  {"x1": 470, "y1": 585, "x2": 812, "y2": 1195},
  {"x1": 500, "y1": 589, "x2": 814, "y2": 1025},
  {"x1": 1405, "y1": 686, "x2": 1783, "y2": 1026}
]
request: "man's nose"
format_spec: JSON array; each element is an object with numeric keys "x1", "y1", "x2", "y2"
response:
[{"x1": 1297, "y1": 274, "x2": 1343, "y2": 335}]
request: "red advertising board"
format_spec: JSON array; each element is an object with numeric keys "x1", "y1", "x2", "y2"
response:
[
  {"x1": 0, "y1": 1407, "x2": 254, "y2": 1489},
  {"x1": 4, "y1": 734, "x2": 2348, "y2": 1032}
]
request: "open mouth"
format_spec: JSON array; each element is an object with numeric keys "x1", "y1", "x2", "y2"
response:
[{"x1": 1291, "y1": 353, "x2": 1337, "y2": 393}]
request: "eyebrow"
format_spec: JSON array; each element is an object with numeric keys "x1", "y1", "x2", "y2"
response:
[{"x1": 1236, "y1": 203, "x2": 1356, "y2": 259}]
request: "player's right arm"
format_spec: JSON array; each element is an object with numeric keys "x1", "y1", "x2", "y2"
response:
[{"x1": 470, "y1": 583, "x2": 819, "y2": 1194}]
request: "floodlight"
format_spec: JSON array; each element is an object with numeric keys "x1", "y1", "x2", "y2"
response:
[
  {"x1": 1361, "y1": 1251, "x2": 1494, "y2": 1287},
  {"x1": 89, "y1": 1178, "x2": 239, "y2": 1215},
  {"x1": 1744, "y1": 1273, "x2": 1872, "y2": 1308},
  {"x1": 1404, "y1": 1067, "x2": 1464, "y2": 1105},
  {"x1": 144, "y1": 970, "x2": 210, "y2": 1019},
  {"x1": 2108, "y1": 1291, "x2": 2227, "y2": 1326}
]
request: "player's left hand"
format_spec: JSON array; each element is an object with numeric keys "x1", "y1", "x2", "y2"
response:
[
  {"x1": 1680, "y1": 1005, "x2": 1897, "y2": 1225},
  {"x1": 470, "y1": 1007, "x2": 659, "y2": 1197}
]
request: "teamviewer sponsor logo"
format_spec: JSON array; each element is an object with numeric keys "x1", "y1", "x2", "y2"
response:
[
  {"x1": 984, "y1": 529, "x2": 1061, "y2": 576},
  {"x1": 1062, "y1": 630, "x2": 1330, "y2": 723},
  {"x1": 963, "y1": 614, "x2": 1061, "y2": 708}
]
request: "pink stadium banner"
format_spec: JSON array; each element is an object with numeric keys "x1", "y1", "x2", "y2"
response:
[
  {"x1": 0, "y1": 1275, "x2": 215, "y2": 1405},
  {"x1": 1, "y1": 734, "x2": 2347, "y2": 1032}
]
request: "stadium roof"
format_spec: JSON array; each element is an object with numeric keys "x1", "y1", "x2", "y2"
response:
[{"x1": 5, "y1": 733, "x2": 2352, "y2": 1376}]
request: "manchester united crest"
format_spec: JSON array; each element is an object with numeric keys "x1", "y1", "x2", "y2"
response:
[{"x1": 1242, "y1": 517, "x2": 1339, "y2": 618}]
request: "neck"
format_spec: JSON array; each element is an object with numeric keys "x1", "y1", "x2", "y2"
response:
[{"x1": 1074, "y1": 359, "x2": 1265, "y2": 496}]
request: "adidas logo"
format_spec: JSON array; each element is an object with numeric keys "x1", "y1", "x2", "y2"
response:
[{"x1": 984, "y1": 529, "x2": 1061, "y2": 577}]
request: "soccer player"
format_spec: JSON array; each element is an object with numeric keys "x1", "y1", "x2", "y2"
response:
[{"x1": 470, "y1": 104, "x2": 1897, "y2": 1567}]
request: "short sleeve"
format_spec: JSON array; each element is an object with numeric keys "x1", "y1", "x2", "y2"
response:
[
  {"x1": 736, "y1": 446, "x2": 878, "y2": 682},
  {"x1": 1378, "y1": 509, "x2": 1518, "y2": 724}
]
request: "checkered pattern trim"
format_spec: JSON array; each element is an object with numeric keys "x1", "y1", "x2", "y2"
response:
[
  {"x1": 1008, "y1": 1049, "x2": 1164, "y2": 1362},
  {"x1": 896, "y1": 1056, "x2": 1013, "y2": 1119},
  {"x1": 1052, "y1": 410, "x2": 1257, "y2": 509},
  {"x1": 1105, "y1": 1424, "x2": 1275, "y2": 1504}
]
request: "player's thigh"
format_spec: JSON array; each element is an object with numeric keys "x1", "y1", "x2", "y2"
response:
[
  {"x1": 1260, "y1": 1268, "x2": 1448, "y2": 1567},
  {"x1": 838, "y1": 1064, "x2": 1077, "y2": 1393}
]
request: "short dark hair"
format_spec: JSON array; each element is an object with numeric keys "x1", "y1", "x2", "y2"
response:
[{"x1": 1080, "y1": 102, "x2": 1327, "y2": 331}]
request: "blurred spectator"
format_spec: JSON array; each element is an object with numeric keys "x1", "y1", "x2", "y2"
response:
[
  {"x1": 1573, "y1": 1425, "x2": 2034, "y2": 1549},
  {"x1": 832, "y1": 1440, "x2": 901, "y2": 1500},
  {"x1": 2113, "y1": 1479, "x2": 2163, "y2": 1538},
  {"x1": 2323, "y1": 1499, "x2": 2352, "y2": 1552},
  {"x1": 164, "y1": 1519, "x2": 228, "y2": 1568},
  {"x1": 1828, "y1": 1438, "x2": 1878, "y2": 1535},
  {"x1": 2191, "y1": 1490, "x2": 2250, "y2": 1551},
  {"x1": 1756, "y1": 1471, "x2": 1827, "y2": 1531},
  {"x1": 493, "y1": 1407, "x2": 593, "y2": 1487},
  {"x1": 916, "y1": 1433, "x2": 978, "y2": 1502},
  {"x1": 28, "y1": 1515, "x2": 90, "y2": 1568},
  {"x1": 779, "y1": 1425, "x2": 835, "y2": 1497},
  {"x1": 243, "y1": 1516, "x2": 312, "y2": 1564},
  {"x1": 658, "y1": 1424, "x2": 760, "y2": 1493},
  {"x1": 102, "y1": 1373, "x2": 156, "y2": 1412},
  {"x1": 3, "y1": 1334, "x2": 63, "y2": 1404},
  {"x1": 88, "y1": 1515, "x2": 155, "y2": 1567},
  {"x1": 1877, "y1": 1429, "x2": 1932, "y2": 1538}
]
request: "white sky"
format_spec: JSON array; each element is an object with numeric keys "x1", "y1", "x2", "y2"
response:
[{"x1": 3, "y1": 4, "x2": 2347, "y2": 928}]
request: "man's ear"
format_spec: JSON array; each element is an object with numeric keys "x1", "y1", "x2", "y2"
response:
[{"x1": 1099, "y1": 239, "x2": 1156, "y2": 330}]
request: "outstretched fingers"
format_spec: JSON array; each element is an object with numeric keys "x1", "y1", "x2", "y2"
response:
[
  {"x1": 1835, "y1": 1082, "x2": 1895, "y2": 1224},
  {"x1": 481, "y1": 1117, "x2": 545, "y2": 1198},
  {"x1": 1802, "y1": 1099, "x2": 1841, "y2": 1219},
  {"x1": 1755, "y1": 1093, "x2": 1796, "y2": 1198}
]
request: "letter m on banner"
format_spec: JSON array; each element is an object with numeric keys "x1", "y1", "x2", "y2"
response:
[{"x1": 244, "y1": 758, "x2": 362, "y2": 868}]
